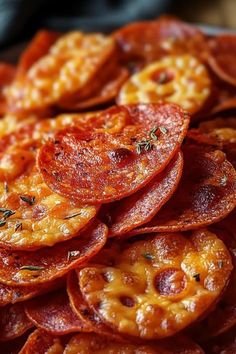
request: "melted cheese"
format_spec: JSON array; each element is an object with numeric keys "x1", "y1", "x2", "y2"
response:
[
  {"x1": 118, "y1": 55, "x2": 211, "y2": 114},
  {"x1": 6, "y1": 32, "x2": 115, "y2": 110},
  {"x1": 79, "y1": 230, "x2": 232, "y2": 339}
]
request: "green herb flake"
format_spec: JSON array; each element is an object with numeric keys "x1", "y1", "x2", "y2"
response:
[
  {"x1": 0, "y1": 208, "x2": 10, "y2": 213},
  {"x1": 220, "y1": 175, "x2": 227, "y2": 187},
  {"x1": 15, "y1": 222, "x2": 23, "y2": 232},
  {"x1": 193, "y1": 273, "x2": 201, "y2": 282},
  {"x1": 0, "y1": 220, "x2": 6, "y2": 227},
  {"x1": 64, "y1": 212, "x2": 81, "y2": 220},
  {"x1": 136, "y1": 139, "x2": 153, "y2": 154},
  {"x1": 20, "y1": 265, "x2": 44, "y2": 271},
  {"x1": 149, "y1": 126, "x2": 158, "y2": 141},
  {"x1": 159, "y1": 126, "x2": 168, "y2": 134},
  {"x1": 20, "y1": 196, "x2": 36, "y2": 206},
  {"x1": 67, "y1": 250, "x2": 81, "y2": 260},
  {"x1": 3, "y1": 210, "x2": 15, "y2": 219},
  {"x1": 142, "y1": 253, "x2": 155, "y2": 261}
]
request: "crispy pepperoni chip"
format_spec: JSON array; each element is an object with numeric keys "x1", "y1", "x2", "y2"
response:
[
  {"x1": 6, "y1": 32, "x2": 115, "y2": 112},
  {"x1": 0, "y1": 278, "x2": 64, "y2": 306},
  {"x1": 188, "y1": 117, "x2": 236, "y2": 169},
  {"x1": 19, "y1": 329, "x2": 63, "y2": 354},
  {"x1": 129, "y1": 144, "x2": 236, "y2": 235},
  {"x1": 113, "y1": 17, "x2": 208, "y2": 64},
  {"x1": 67, "y1": 271, "x2": 118, "y2": 337},
  {"x1": 188, "y1": 117, "x2": 236, "y2": 147},
  {"x1": 79, "y1": 230, "x2": 232, "y2": 339},
  {"x1": 63, "y1": 332, "x2": 204, "y2": 354},
  {"x1": 39, "y1": 104, "x2": 189, "y2": 203},
  {"x1": 208, "y1": 35, "x2": 236, "y2": 87},
  {"x1": 0, "y1": 303, "x2": 33, "y2": 342},
  {"x1": 106, "y1": 152, "x2": 183, "y2": 237},
  {"x1": 0, "y1": 220, "x2": 107, "y2": 286},
  {"x1": 191, "y1": 214, "x2": 236, "y2": 339},
  {"x1": 58, "y1": 62, "x2": 129, "y2": 111},
  {"x1": 16, "y1": 30, "x2": 60, "y2": 78},
  {"x1": 117, "y1": 55, "x2": 211, "y2": 115},
  {"x1": 25, "y1": 290, "x2": 89, "y2": 335},
  {"x1": 0, "y1": 165, "x2": 98, "y2": 250}
]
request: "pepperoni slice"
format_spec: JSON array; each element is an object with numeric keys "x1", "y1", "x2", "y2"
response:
[
  {"x1": 113, "y1": 17, "x2": 208, "y2": 64},
  {"x1": 0, "y1": 303, "x2": 33, "y2": 342},
  {"x1": 128, "y1": 144, "x2": 236, "y2": 236},
  {"x1": 63, "y1": 333, "x2": 204, "y2": 354},
  {"x1": 188, "y1": 117, "x2": 236, "y2": 169},
  {"x1": 191, "y1": 216, "x2": 236, "y2": 339},
  {"x1": 58, "y1": 64, "x2": 129, "y2": 111},
  {"x1": 19, "y1": 329, "x2": 63, "y2": 354},
  {"x1": 67, "y1": 271, "x2": 119, "y2": 337},
  {"x1": 105, "y1": 152, "x2": 183, "y2": 237},
  {"x1": 188, "y1": 117, "x2": 236, "y2": 147},
  {"x1": 208, "y1": 35, "x2": 236, "y2": 87},
  {"x1": 0, "y1": 164, "x2": 98, "y2": 250},
  {"x1": 6, "y1": 32, "x2": 115, "y2": 112},
  {"x1": 79, "y1": 230, "x2": 232, "y2": 339},
  {"x1": 0, "y1": 278, "x2": 63, "y2": 306},
  {"x1": 25, "y1": 290, "x2": 89, "y2": 335},
  {"x1": 16, "y1": 30, "x2": 60, "y2": 78},
  {"x1": 0, "y1": 220, "x2": 107, "y2": 286},
  {"x1": 39, "y1": 104, "x2": 189, "y2": 203},
  {"x1": 117, "y1": 55, "x2": 211, "y2": 115},
  {"x1": 0, "y1": 107, "x2": 131, "y2": 155}
]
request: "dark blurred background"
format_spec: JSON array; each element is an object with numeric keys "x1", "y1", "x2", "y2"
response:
[{"x1": 0, "y1": 0, "x2": 235, "y2": 50}]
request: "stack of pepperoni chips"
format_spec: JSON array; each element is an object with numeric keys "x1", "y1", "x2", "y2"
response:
[{"x1": 0, "y1": 16, "x2": 235, "y2": 354}]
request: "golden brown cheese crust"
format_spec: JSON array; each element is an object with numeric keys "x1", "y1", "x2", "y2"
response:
[
  {"x1": 79, "y1": 230, "x2": 232, "y2": 339},
  {"x1": 6, "y1": 32, "x2": 115, "y2": 111},
  {"x1": 117, "y1": 55, "x2": 211, "y2": 114}
]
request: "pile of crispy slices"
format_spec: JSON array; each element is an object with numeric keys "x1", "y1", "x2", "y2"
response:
[{"x1": 0, "y1": 16, "x2": 236, "y2": 354}]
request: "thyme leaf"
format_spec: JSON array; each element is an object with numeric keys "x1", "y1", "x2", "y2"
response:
[
  {"x1": 136, "y1": 139, "x2": 153, "y2": 154},
  {"x1": 142, "y1": 253, "x2": 155, "y2": 260},
  {"x1": 159, "y1": 126, "x2": 168, "y2": 134},
  {"x1": 64, "y1": 212, "x2": 81, "y2": 220},
  {"x1": 0, "y1": 220, "x2": 6, "y2": 227},
  {"x1": 20, "y1": 196, "x2": 36, "y2": 206},
  {"x1": 3, "y1": 210, "x2": 15, "y2": 219},
  {"x1": 220, "y1": 175, "x2": 228, "y2": 187},
  {"x1": 15, "y1": 222, "x2": 23, "y2": 232},
  {"x1": 20, "y1": 265, "x2": 44, "y2": 271},
  {"x1": 149, "y1": 126, "x2": 158, "y2": 141}
]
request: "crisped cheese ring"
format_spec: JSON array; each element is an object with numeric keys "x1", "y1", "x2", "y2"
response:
[
  {"x1": 79, "y1": 230, "x2": 232, "y2": 339},
  {"x1": 63, "y1": 332, "x2": 204, "y2": 354},
  {"x1": 0, "y1": 165, "x2": 98, "y2": 249},
  {"x1": 6, "y1": 32, "x2": 115, "y2": 112},
  {"x1": 117, "y1": 55, "x2": 211, "y2": 115}
]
